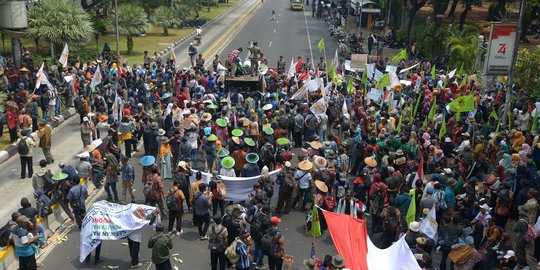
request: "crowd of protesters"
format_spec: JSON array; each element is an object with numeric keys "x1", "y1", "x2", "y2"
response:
[{"x1": 1, "y1": 19, "x2": 540, "y2": 270}]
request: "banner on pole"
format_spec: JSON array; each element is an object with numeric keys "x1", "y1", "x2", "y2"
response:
[{"x1": 485, "y1": 23, "x2": 518, "y2": 75}]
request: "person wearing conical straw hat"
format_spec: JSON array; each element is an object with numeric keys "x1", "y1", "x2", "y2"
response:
[
  {"x1": 292, "y1": 160, "x2": 313, "y2": 212},
  {"x1": 203, "y1": 134, "x2": 218, "y2": 171},
  {"x1": 242, "y1": 153, "x2": 260, "y2": 177},
  {"x1": 220, "y1": 156, "x2": 236, "y2": 177}
]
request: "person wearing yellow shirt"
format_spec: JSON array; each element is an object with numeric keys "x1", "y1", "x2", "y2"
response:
[{"x1": 118, "y1": 116, "x2": 136, "y2": 158}]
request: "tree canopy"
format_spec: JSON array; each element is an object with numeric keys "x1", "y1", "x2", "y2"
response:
[{"x1": 26, "y1": 0, "x2": 94, "y2": 47}]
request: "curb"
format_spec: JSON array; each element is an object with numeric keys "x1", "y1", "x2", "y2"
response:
[{"x1": 0, "y1": 108, "x2": 76, "y2": 166}]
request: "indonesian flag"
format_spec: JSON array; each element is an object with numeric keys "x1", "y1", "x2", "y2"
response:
[
  {"x1": 322, "y1": 210, "x2": 421, "y2": 270},
  {"x1": 412, "y1": 152, "x2": 424, "y2": 188},
  {"x1": 295, "y1": 58, "x2": 303, "y2": 74}
]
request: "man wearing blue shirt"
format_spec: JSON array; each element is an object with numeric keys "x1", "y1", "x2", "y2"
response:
[
  {"x1": 8, "y1": 215, "x2": 38, "y2": 270},
  {"x1": 67, "y1": 175, "x2": 88, "y2": 230},
  {"x1": 235, "y1": 228, "x2": 251, "y2": 270}
]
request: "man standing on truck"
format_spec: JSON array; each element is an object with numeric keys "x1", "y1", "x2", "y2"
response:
[{"x1": 248, "y1": 42, "x2": 261, "y2": 77}]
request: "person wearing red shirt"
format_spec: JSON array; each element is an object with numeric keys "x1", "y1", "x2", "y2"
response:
[{"x1": 7, "y1": 109, "x2": 18, "y2": 143}]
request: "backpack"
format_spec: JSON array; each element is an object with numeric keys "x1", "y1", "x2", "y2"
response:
[
  {"x1": 524, "y1": 220, "x2": 539, "y2": 244},
  {"x1": 336, "y1": 184, "x2": 346, "y2": 199},
  {"x1": 434, "y1": 190, "x2": 447, "y2": 210},
  {"x1": 281, "y1": 172, "x2": 295, "y2": 193},
  {"x1": 260, "y1": 233, "x2": 274, "y2": 255},
  {"x1": 42, "y1": 170, "x2": 54, "y2": 194},
  {"x1": 260, "y1": 144, "x2": 274, "y2": 164},
  {"x1": 0, "y1": 221, "x2": 11, "y2": 247},
  {"x1": 384, "y1": 206, "x2": 398, "y2": 231},
  {"x1": 166, "y1": 189, "x2": 178, "y2": 210},
  {"x1": 250, "y1": 211, "x2": 268, "y2": 241},
  {"x1": 216, "y1": 182, "x2": 227, "y2": 200},
  {"x1": 207, "y1": 226, "x2": 225, "y2": 252},
  {"x1": 225, "y1": 238, "x2": 241, "y2": 264},
  {"x1": 371, "y1": 187, "x2": 384, "y2": 214},
  {"x1": 143, "y1": 178, "x2": 156, "y2": 199},
  {"x1": 37, "y1": 199, "x2": 52, "y2": 217},
  {"x1": 17, "y1": 138, "x2": 29, "y2": 155}
]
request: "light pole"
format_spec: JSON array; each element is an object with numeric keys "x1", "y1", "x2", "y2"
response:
[
  {"x1": 114, "y1": 0, "x2": 120, "y2": 57},
  {"x1": 502, "y1": 0, "x2": 525, "y2": 129},
  {"x1": 474, "y1": 35, "x2": 484, "y2": 72}
]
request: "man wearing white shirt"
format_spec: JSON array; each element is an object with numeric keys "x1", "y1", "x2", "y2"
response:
[{"x1": 455, "y1": 132, "x2": 471, "y2": 154}]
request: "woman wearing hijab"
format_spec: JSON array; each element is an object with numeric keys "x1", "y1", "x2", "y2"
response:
[
  {"x1": 159, "y1": 140, "x2": 173, "y2": 180},
  {"x1": 518, "y1": 143, "x2": 531, "y2": 162}
]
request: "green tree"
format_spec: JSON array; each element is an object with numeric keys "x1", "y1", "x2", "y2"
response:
[
  {"x1": 152, "y1": 6, "x2": 181, "y2": 35},
  {"x1": 445, "y1": 25, "x2": 479, "y2": 71},
  {"x1": 109, "y1": 4, "x2": 151, "y2": 55},
  {"x1": 515, "y1": 47, "x2": 540, "y2": 98},
  {"x1": 26, "y1": 0, "x2": 94, "y2": 49},
  {"x1": 403, "y1": 0, "x2": 429, "y2": 41}
]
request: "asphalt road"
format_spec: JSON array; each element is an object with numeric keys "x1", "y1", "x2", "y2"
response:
[
  {"x1": 37, "y1": 1, "x2": 342, "y2": 269},
  {"x1": 218, "y1": 0, "x2": 338, "y2": 72}
]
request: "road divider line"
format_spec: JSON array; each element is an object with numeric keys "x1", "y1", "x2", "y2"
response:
[
  {"x1": 303, "y1": 9, "x2": 315, "y2": 67},
  {"x1": 269, "y1": 41, "x2": 272, "y2": 47},
  {"x1": 274, "y1": 28, "x2": 276, "y2": 33},
  {"x1": 202, "y1": 0, "x2": 261, "y2": 60}
]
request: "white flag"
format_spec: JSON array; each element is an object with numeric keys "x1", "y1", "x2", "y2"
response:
[
  {"x1": 366, "y1": 63, "x2": 375, "y2": 79},
  {"x1": 420, "y1": 206, "x2": 438, "y2": 242},
  {"x1": 291, "y1": 85, "x2": 307, "y2": 100},
  {"x1": 35, "y1": 63, "x2": 54, "y2": 90},
  {"x1": 90, "y1": 66, "x2": 102, "y2": 89},
  {"x1": 286, "y1": 58, "x2": 296, "y2": 79},
  {"x1": 389, "y1": 72, "x2": 400, "y2": 88},
  {"x1": 59, "y1": 43, "x2": 69, "y2": 68},
  {"x1": 448, "y1": 68, "x2": 457, "y2": 79},
  {"x1": 342, "y1": 101, "x2": 350, "y2": 120},
  {"x1": 309, "y1": 98, "x2": 327, "y2": 116},
  {"x1": 333, "y1": 48, "x2": 339, "y2": 69}
]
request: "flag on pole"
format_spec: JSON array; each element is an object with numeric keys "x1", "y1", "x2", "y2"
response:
[
  {"x1": 375, "y1": 74, "x2": 390, "y2": 89},
  {"x1": 35, "y1": 62, "x2": 54, "y2": 90},
  {"x1": 428, "y1": 99, "x2": 436, "y2": 121},
  {"x1": 406, "y1": 189, "x2": 416, "y2": 226},
  {"x1": 311, "y1": 203, "x2": 321, "y2": 238},
  {"x1": 295, "y1": 58, "x2": 303, "y2": 74},
  {"x1": 59, "y1": 43, "x2": 69, "y2": 68},
  {"x1": 396, "y1": 113, "x2": 403, "y2": 132},
  {"x1": 448, "y1": 68, "x2": 457, "y2": 79},
  {"x1": 317, "y1": 38, "x2": 325, "y2": 53},
  {"x1": 532, "y1": 112, "x2": 539, "y2": 133},
  {"x1": 430, "y1": 64, "x2": 436, "y2": 78},
  {"x1": 169, "y1": 45, "x2": 176, "y2": 66},
  {"x1": 342, "y1": 101, "x2": 350, "y2": 120},
  {"x1": 439, "y1": 115, "x2": 446, "y2": 140},
  {"x1": 391, "y1": 49, "x2": 407, "y2": 62},
  {"x1": 419, "y1": 206, "x2": 438, "y2": 242},
  {"x1": 448, "y1": 94, "x2": 475, "y2": 112},
  {"x1": 411, "y1": 91, "x2": 422, "y2": 121},
  {"x1": 489, "y1": 110, "x2": 499, "y2": 121},
  {"x1": 459, "y1": 75, "x2": 468, "y2": 87},
  {"x1": 90, "y1": 65, "x2": 102, "y2": 89},
  {"x1": 457, "y1": 63, "x2": 464, "y2": 78},
  {"x1": 333, "y1": 48, "x2": 339, "y2": 70},
  {"x1": 286, "y1": 58, "x2": 296, "y2": 79},
  {"x1": 347, "y1": 76, "x2": 354, "y2": 95}
]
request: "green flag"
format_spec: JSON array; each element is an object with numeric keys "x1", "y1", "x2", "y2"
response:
[
  {"x1": 310, "y1": 203, "x2": 321, "y2": 238},
  {"x1": 391, "y1": 49, "x2": 407, "y2": 62},
  {"x1": 317, "y1": 38, "x2": 325, "y2": 53},
  {"x1": 388, "y1": 92, "x2": 393, "y2": 113},
  {"x1": 532, "y1": 112, "x2": 539, "y2": 133},
  {"x1": 406, "y1": 189, "x2": 416, "y2": 226},
  {"x1": 489, "y1": 110, "x2": 499, "y2": 121},
  {"x1": 439, "y1": 115, "x2": 447, "y2": 140},
  {"x1": 397, "y1": 113, "x2": 403, "y2": 132},
  {"x1": 456, "y1": 112, "x2": 461, "y2": 122},
  {"x1": 457, "y1": 63, "x2": 464, "y2": 78},
  {"x1": 347, "y1": 75, "x2": 354, "y2": 95},
  {"x1": 328, "y1": 61, "x2": 335, "y2": 80},
  {"x1": 430, "y1": 64, "x2": 436, "y2": 78},
  {"x1": 428, "y1": 99, "x2": 436, "y2": 121},
  {"x1": 422, "y1": 117, "x2": 428, "y2": 128},
  {"x1": 459, "y1": 75, "x2": 468, "y2": 87},
  {"x1": 376, "y1": 73, "x2": 390, "y2": 89},
  {"x1": 411, "y1": 92, "x2": 423, "y2": 122},
  {"x1": 496, "y1": 122, "x2": 501, "y2": 134},
  {"x1": 362, "y1": 70, "x2": 368, "y2": 85},
  {"x1": 448, "y1": 94, "x2": 475, "y2": 112}
]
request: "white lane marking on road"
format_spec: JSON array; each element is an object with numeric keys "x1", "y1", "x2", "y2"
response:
[
  {"x1": 274, "y1": 28, "x2": 276, "y2": 33},
  {"x1": 303, "y1": 9, "x2": 315, "y2": 67},
  {"x1": 269, "y1": 41, "x2": 272, "y2": 47},
  {"x1": 276, "y1": 20, "x2": 279, "y2": 24}
]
